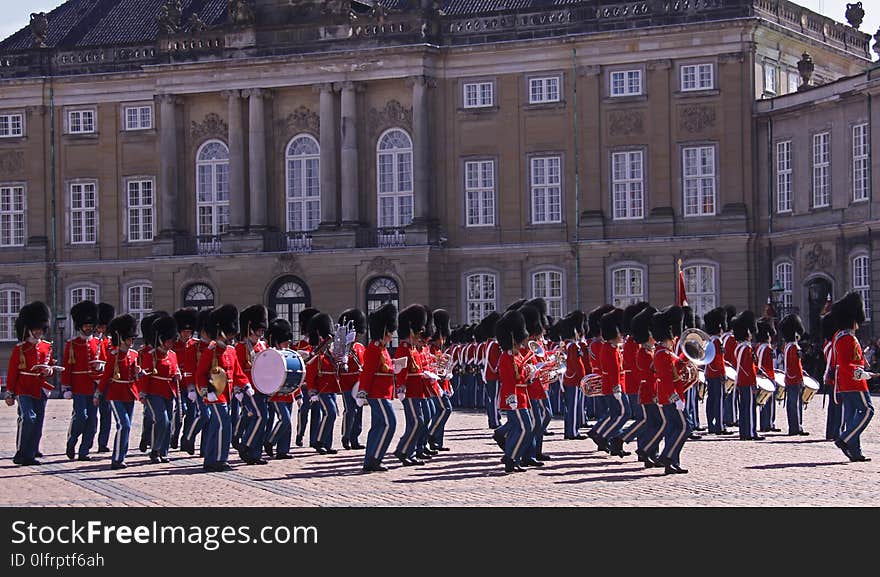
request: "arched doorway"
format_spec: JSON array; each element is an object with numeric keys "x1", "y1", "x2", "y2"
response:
[
  {"x1": 182, "y1": 282, "x2": 215, "y2": 311},
  {"x1": 805, "y1": 276, "x2": 832, "y2": 339}
]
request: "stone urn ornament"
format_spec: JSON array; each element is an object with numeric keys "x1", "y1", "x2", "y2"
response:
[
  {"x1": 29, "y1": 12, "x2": 49, "y2": 47},
  {"x1": 797, "y1": 52, "x2": 814, "y2": 90},
  {"x1": 846, "y1": 2, "x2": 864, "y2": 29}
]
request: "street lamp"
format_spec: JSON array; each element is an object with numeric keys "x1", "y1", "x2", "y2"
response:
[{"x1": 768, "y1": 279, "x2": 785, "y2": 319}]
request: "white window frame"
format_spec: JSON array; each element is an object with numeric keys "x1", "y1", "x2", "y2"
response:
[
  {"x1": 853, "y1": 123, "x2": 869, "y2": 203},
  {"x1": 376, "y1": 128, "x2": 414, "y2": 229},
  {"x1": 776, "y1": 140, "x2": 792, "y2": 213},
  {"x1": 196, "y1": 140, "x2": 230, "y2": 237},
  {"x1": 69, "y1": 181, "x2": 98, "y2": 245},
  {"x1": 852, "y1": 254, "x2": 871, "y2": 321},
  {"x1": 531, "y1": 269, "x2": 564, "y2": 320},
  {"x1": 812, "y1": 132, "x2": 830, "y2": 208},
  {"x1": 67, "y1": 282, "x2": 100, "y2": 337},
  {"x1": 764, "y1": 63, "x2": 777, "y2": 95},
  {"x1": 0, "y1": 183, "x2": 26, "y2": 247},
  {"x1": 0, "y1": 284, "x2": 24, "y2": 342},
  {"x1": 610, "y1": 70, "x2": 642, "y2": 97},
  {"x1": 682, "y1": 145, "x2": 716, "y2": 217},
  {"x1": 0, "y1": 113, "x2": 24, "y2": 138},
  {"x1": 528, "y1": 76, "x2": 561, "y2": 104},
  {"x1": 682, "y1": 264, "x2": 717, "y2": 319},
  {"x1": 123, "y1": 105, "x2": 153, "y2": 131},
  {"x1": 285, "y1": 134, "x2": 321, "y2": 233},
  {"x1": 775, "y1": 261, "x2": 794, "y2": 313},
  {"x1": 530, "y1": 155, "x2": 562, "y2": 224},
  {"x1": 680, "y1": 63, "x2": 714, "y2": 92},
  {"x1": 125, "y1": 178, "x2": 154, "y2": 243},
  {"x1": 67, "y1": 108, "x2": 96, "y2": 134},
  {"x1": 463, "y1": 81, "x2": 494, "y2": 109},
  {"x1": 464, "y1": 159, "x2": 496, "y2": 227},
  {"x1": 464, "y1": 272, "x2": 498, "y2": 325},
  {"x1": 610, "y1": 266, "x2": 645, "y2": 308},
  {"x1": 611, "y1": 150, "x2": 644, "y2": 220},
  {"x1": 124, "y1": 282, "x2": 153, "y2": 326}
]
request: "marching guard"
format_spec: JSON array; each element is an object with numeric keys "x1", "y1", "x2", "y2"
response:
[
  {"x1": 821, "y1": 311, "x2": 841, "y2": 441},
  {"x1": 338, "y1": 308, "x2": 366, "y2": 450},
  {"x1": 172, "y1": 308, "x2": 199, "y2": 452},
  {"x1": 94, "y1": 303, "x2": 115, "y2": 453},
  {"x1": 361, "y1": 303, "x2": 398, "y2": 473},
  {"x1": 756, "y1": 318, "x2": 780, "y2": 433},
  {"x1": 181, "y1": 310, "x2": 212, "y2": 456},
  {"x1": 393, "y1": 304, "x2": 430, "y2": 465},
  {"x1": 733, "y1": 311, "x2": 763, "y2": 441},
  {"x1": 652, "y1": 307, "x2": 690, "y2": 474},
  {"x1": 304, "y1": 312, "x2": 341, "y2": 454},
  {"x1": 235, "y1": 305, "x2": 270, "y2": 464},
  {"x1": 427, "y1": 309, "x2": 453, "y2": 452},
  {"x1": 62, "y1": 300, "x2": 101, "y2": 462},
  {"x1": 294, "y1": 307, "x2": 320, "y2": 447},
  {"x1": 561, "y1": 311, "x2": 587, "y2": 440},
  {"x1": 265, "y1": 318, "x2": 295, "y2": 460},
  {"x1": 780, "y1": 313, "x2": 809, "y2": 436},
  {"x1": 144, "y1": 315, "x2": 181, "y2": 464},
  {"x1": 702, "y1": 308, "x2": 731, "y2": 435}
]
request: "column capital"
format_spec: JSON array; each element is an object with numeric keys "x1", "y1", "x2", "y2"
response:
[
  {"x1": 221, "y1": 89, "x2": 242, "y2": 100},
  {"x1": 406, "y1": 75, "x2": 436, "y2": 89},
  {"x1": 243, "y1": 87, "x2": 272, "y2": 99},
  {"x1": 313, "y1": 82, "x2": 337, "y2": 95},
  {"x1": 335, "y1": 81, "x2": 365, "y2": 93},
  {"x1": 155, "y1": 93, "x2": 183, "y2": 105}
]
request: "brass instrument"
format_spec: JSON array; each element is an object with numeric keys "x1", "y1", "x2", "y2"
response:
[
  {"x1": 331, "y1": 321, "x2": 357, "y2": 368},
  {"x1": 528, "y1": 341, "x2": 566, "y2": 388},
  {"x1": 580, "y1": 373, "x2": 603, "y2": 396},
  {"x1": 305, "y1": 337, "x2": 333, "y2": 365},
  {"x1": 677, "y1": 328, "x2": 715, "y2": 393}
]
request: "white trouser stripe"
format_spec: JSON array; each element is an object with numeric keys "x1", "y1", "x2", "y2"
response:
[
  {"x1": 511, "y1": 410, "x2": 527, "y2": 459},
  {"x1": 646, "y1": 406, "x2": 666, "y2": 450},
  {"x1": 316, "y1": 395, "x2": 330, "y2": 444},
  {"x1": 109, "y1": 402, "x2": 121, "y2": 463},
  {"x1": 375, "y1": 401, "x2": 390, "y2": 460},
  {"x1": 671, "y1": 408, "x2": 688, "y2": 456},
  {"x1": 245, "y1": 396, "x2": 263, "y2": 447},
  {"x1": 401, "y1": 399, "x2": 419, "y2": 453},
  {"x1": 842, "y1": 391, "x2": 874, "y2": 444},
  {"x1": 211, "y1": 405, "x2": 222, "y2": 462}
]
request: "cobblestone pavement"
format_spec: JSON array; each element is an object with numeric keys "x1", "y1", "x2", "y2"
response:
[{"x1": 1, "y1": 397, "x2": 877, "y2": 507}]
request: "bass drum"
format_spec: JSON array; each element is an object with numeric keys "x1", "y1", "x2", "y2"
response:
[
  {"x1": 251, "y1": 348, "x2": 305, "y2": 396},
  {"x1": 801, "y1": 375, "x2": 820, "y2": 406}
]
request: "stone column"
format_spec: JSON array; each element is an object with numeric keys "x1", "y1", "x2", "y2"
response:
[
  {"x1": 245, "y1": 88, "x2": 270, "y2": 231},
  {"x1": 223, "y1": 89, "x2": 247, "y2": 232},
  {"x1": 157, "y1": 94, "x2": 181, "y2": 236},
  {"x1": 317, "y1": 83, "x2": 338, "y2": 226},
  {"x1": 338, "y1": 81, "x2": 360, "y2": 225},
  {"x1": 409, "y1": 75, "x2": 431, "y2": 224}
]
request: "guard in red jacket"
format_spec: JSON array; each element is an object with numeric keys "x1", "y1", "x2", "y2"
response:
[
  {"x1": 621, "y1": 302, "x2": 650, "y2": 441},
  {"x1": 480, "y1": 312, "x2": 502, "y2": 430},
  {"x1": 196, "y1": 305, "x2": 250, "y2": 472},
  {"x1": 338, "y1": 308, "x2": 367, "y2": 451},
  {"x1": 136, "y1": 311, "x2": 166, "y2": 453},
  {"x1": 591, "y1": 308, "x2": 630, "y2": 457},
  {"x1": 361, "y1": 303, "x2": 398, "y2": 473},
  {"x1": 586, "y1": 305, "x2": 614, "y2": 427},
  {"x1": 721, "y1": 305, "x2": 738, "y2": 427},
  {"x1": 756, "y1": 319, "x2": 780, "y2": 433},
  {"x1": 172, "y1": 308, "x2": 198, "y2": 452},
  {"x1": 702, "y1": 307, "x2": 732, "y2": 435},
  {"x1": 561, "y1": 311, "x2": 586, "y2": 439},
  {"x1": 293, "y1": 307, "x2": 320, "y2": 448},
  {"x1": 830, "y1": 292, "x2": 874, "y2": 462},
  {"x1": 780, "y1": 314, "x2": 809, "y2": 436},
  {"x1": 733, "y1": 311, "x2": 762, "y2": 441},
  {"x1": 145, "y1": 315, "x2": 181, "y2": 464},
  {"x1": 519, "y1": 302, "x2": 551, "y2": 465},
  {"x1": 94, "y1": 302, "x2": 115, "y2": 453},
  {"x1": 393, "y1": 305, "x2": 430, "y2": 465},
  {"x1": 652, "y1": 307, "x2": 690, "y2": 474},
  {"x1": 304, "y1": 312, "x2": 341, "y2": 454},
  {"x1": 235, "y1": 305, "x2": 269, "y2": 464},
  {"x1": 820, "y1": 311, "x2": 841, "y2": 441},
  {"x1": 62, "y1": 300, "x2": 101, "y2": 462},
  {"x1": 94, "y1": 314, "x2": 140, "y2": 470},
  {"x1": 5, "y1": 302, "x2": 54, "y2": 466},
  {"x1": 181, "y1": 309, "x2": 212, "y2": 455},
  {"x1": 496, "y1": 309, "x2": 532, "y2": 474},
  {"x1": 620, "y1": 305, "x2": 663, "y2": 467},
  {"x1": 427, "y1": 309, "x2": 454, "y2": 452},
  {"x1": 264, "y1": 318, "x2": 296, "y2": 460}
]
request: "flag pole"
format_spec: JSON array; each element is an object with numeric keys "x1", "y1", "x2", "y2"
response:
[{"x1": 676, "y1": 258, "x2": 682, "y2": 306}]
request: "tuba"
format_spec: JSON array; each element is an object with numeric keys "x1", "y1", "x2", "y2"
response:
[{"x1": 677, "y1": 328, "x2": 716, "y2": 396}]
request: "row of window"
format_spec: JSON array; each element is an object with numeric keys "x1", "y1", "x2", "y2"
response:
[
  {"x1": 0, "y1": 106, "x2": 153, "y2": 139},
  {"x1": 775, "y1": 124, "x2": 870, "y2": 212},
  {"x1": 774, "y1": 255, "x2": 872, "y2": 320}
]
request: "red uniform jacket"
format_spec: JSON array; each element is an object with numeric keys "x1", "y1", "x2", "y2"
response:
[
  {"x1": 6, "y1": 340, "x2": 54, "y2": 399},
  {"x1": 96, "y1": 334, "x2": 110, "y2": 362},
  {"x1": 589, "y1": 338, "x2": 603, "y2": 377},
  {"x1": 756, "y1": 343, "x2": 775, "y2": 382},
  {"x1": 173, "y1": 337, "x2": 199, "y2": 390},
  {"x1": 704, "y1": 335, "x2": 726, "y2": 379},
  {"x1": 339, "y1": 341, "x2": 365, "y2": 392},
  {"x1": 361, "y1": 341, "x2": 395, "y2": 399},
  {"x1": 394, "y1": 341, "x2": 427, "y2": 399},
  {"x1": 622, "y1": 337, "x2": 640, "y2": 395},
  {"x1": 784, "y1": 342, "x2": 803, "y2": 386},
  {"x1": 305, "y1": 352, "x2": 341, "y2": 395},
  {"x1": 149, "y1": 348, "x2": 180, "y2": 399},
  {"x1": 521, "y1": 344, "x2": 546, "y2": 401},
  {"x1": 735, "y1": 342, "x2": 756, "y2": 388},
  {"x1": 579, "y1": 341, "x2": 591, "y2": 374},
  {"x1": 562, "y1": 340, "x2": 585, "y2": 387},
  {"x1": 833, "y1": 330, "x2": 868, "y2": 393},
  {"x1": 654, "y1": 345, "x2": 683, "y2": 405},
  {"x1": 722, "y1": 332, "x2": 737, "y2": 366},
  {"x1": 823, "y1": 340, "x2": 835, "y2": 387},
  {"x1": 427, "y1": 343, "x2": 448, "y2": 395},
  {"x1": 98, "y1": 347, "x2": 140, "y2": 402},
  {"x1": 636, "y1": 346, "x2": 656, "y2": 405},
  {"x1": 61, "y1": 336, "x2": 102, "y2": 395},
  {"x1": 600, "y1": 342, "x2": 623, "y2": 396},
  {"x1": 196, "y1": 343, "x2": 249, "y2": 404},
  {"x1": 235, "y1": 339, "x2": 267, "y2": 386},
  {"x1": 483, "y1": 340, "x2": 501, "y2": 382},
  {"x1": 498, "y1": 350, "x2": 530, "y2": 410},
  {"x1": 138, "y1": 346, "x2": 155, "y2": 396}
]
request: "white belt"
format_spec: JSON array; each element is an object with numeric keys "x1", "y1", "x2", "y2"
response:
[
  {"x1": 112, "y1": 379, "x2": 136, "y2": 384},
  {"x1": 19, "y1": 372, "x2": 41, "y2": 377},
  {"x1": 151, "y1": 376, "x2": 175, "y2": 381},
  {"x1": 71, "y1": 371, "x2": 94, "y2": 375}
]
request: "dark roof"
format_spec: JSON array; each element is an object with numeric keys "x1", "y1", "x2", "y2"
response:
[{"x1": 439, "y1": 0, "x2": 584, "y2": 17}]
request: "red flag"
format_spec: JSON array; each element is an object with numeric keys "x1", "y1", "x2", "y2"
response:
[
  {"x1": 821, "y1": 293, "x2": 832, "y2": 316},
  {"x1": 677, "y1": 269, "x2": 689, "y2": 307}
]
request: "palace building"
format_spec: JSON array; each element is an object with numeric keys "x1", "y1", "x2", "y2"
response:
[{"x1": 0, "y1": 0, "x2": 876, "y2": 371}]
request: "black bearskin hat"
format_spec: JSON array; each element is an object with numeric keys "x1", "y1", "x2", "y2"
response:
[
  {"x1": 17, "y1": 301, "x2": 50, "y2": 341},
  {"x1": 207, "y1": 305, "x2": 238, "y2": 340},
  {"x1": 153, "y1": 315, "x2": 179, "y2": 347},
  {"x1": 97, "y1": 303, "x2": 115, "y2": 327},
  {"x1": 506, "y1": 298, "x2": 527, "y2": 312},
  {"x1": 587, "y1": 305, "x2": 615, "y2": 338},
  {"x1": 267, "y1": 308, "x2": 278, "y2": 323},
  {"x1": 820, "y1": 311, "x2": 837, "y2": 341},
  {"x1": 432, "y1": 309, "x2": 451, "y2": 341},
  {"x1": 632, "y1": 306, "x2": 657, "y2": 345},
  {"x1": 267, "y1": 318, "x2": 293, "y2": 348},
  {"x1": 779, "y1": 314, "x2": 805, "y2": 342},
  {"x1": 519, "y1": 304, "x2": 543, "y2": 337},
  {"x1": 475, "y1": 311, "x2": 501, "y2": 342},
  {"x1": 832, "y1": 291, "x2": 866, "y2": 329},
  {"x1": 196, "y1": 309, "x2": 211, "y2": 336},
  {"x1": 368, "y1": 303, "x2": 398, "y2": 342},
  {"x1": 496, "y1": 310, "x2": 528, "y2": 351},
  {"x1": 307, "y1": 312, "x2": 333, "y2": 347},
  {"x1": 546, "y1": 320, "x2": 561, "y2": 342},
  {"x1": 681, "y1": 306, "x2": 697, "y2": 330},
  {"x1": 173, "y1": 308, "x2": 198, "y2": 332},
  {"x1": 397, "y1": 304, "x2": 428, "y2": 339},
  {"x1": 724, "y1": 305, "x2": 737, "y2": 325},
  {"x1": 298, "y1": 307, "x2": 320, "y2": 336},
  {"x1": 140, "y1": 311, "x2": 168, "y2": 347},
  {"x1": 339, "y1": 308, "x2": 367, "y2": 335},
  {"x1": 622, "y1": 302, "x2": 649, "y2": 335},
  {"x1": 420, "y1": 305, "x2": 435, "y2": 341},
  {"x1": 732, "y1": 311, "x2": 757, "y2": 342},
  {"x1": 755, "y1": 318, "x2": 775, "y2": 343},
  {"x1": 239, "y1": 304, "x2": 268, "y2": 337},
  {"x1": 600, "y1": 309, "x2": 623, "y2": 341},
  {"x1": 663, "y1": 305, "x2": 684, "y2": 338},
  {"x1": 524, "y1": 298, "x2": 549, "y2": 329},
  {"x1": 651, "y1": 309, "x2": 674, "y2": 343},
  {"x1": 70, "y1": 300, "x2": 98, "y2": 330},
  {"x1": 108, "y1": 314, "x2": 138, "y2": 347},
  {"x1": 703, "y1": 307, "x2": 727, "y2": 335}
]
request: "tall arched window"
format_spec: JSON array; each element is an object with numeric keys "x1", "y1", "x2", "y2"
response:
[
  {"x1": 465, "y1": 272, "x2": 497, "y2": 324},
  {"x1": 610, "y1": 266, "x2": 645, "y2": 308},
  {"x1": 196, "y1": 140, "x2": 230, "y2": 237},
  {"x1": 0, "y1": 284, "x2": 24, "y2": 342},
  {"x1": 683, "y1": 263, "x2": 717, "y2": 319},
  {"x1": 531, "y1": 270, "x2": 564, "y2": 319},
  {"x1": 286, "y1": 134, "x2": 321, "y2": 232},
  {"x1": 268, "y1": 277, "x2": 311, "y2": 342},
  {"x1": 377, "y1": 129, "x2": 413, "y2": 228},
  {"x1": 852, "y1": 254, "x2": 871, "y2": 321},
  {"x1": 183, "y1": 283, "x2": 215, "y2": 311},
  {"x1": 365, "y1": 277, "x2": 400, "y2": 315},
  {"x1": 775, "y1": 261, "x2": 794, "y2": 314}
]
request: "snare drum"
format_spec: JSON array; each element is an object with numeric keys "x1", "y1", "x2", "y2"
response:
[
  {"x1": 773, "y1": 371, "x2": 786, "y2": 402},
  {"x1": 723, "y1": 365, "x2": 737, "y2": 393},
  {"x1": 251, "y1": 348, "x2": 305, "y2": 396},
  {"x1": 755, "y1": 376, "x2": 775, "y2": 406},
  {"x1": 801, "y1": 375, "x2": 820, "y2": 405}
]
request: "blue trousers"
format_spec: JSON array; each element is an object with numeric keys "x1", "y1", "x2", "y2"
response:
[
  {"x1": 738, "y1": 386, "x2": 757, "y2": 440},
  {"x1": 204, "y1": 403, "x2": 231, "y2": 466},
  {"x1": 231, "y1": 395, "x2": 246, "y2": 445},
  {"x1": 705, "y1": 377, "x2": 725, "y2": 433},
  {"x1": 429, "y1": 395, "x2": 453, "y2": 448},
  {"x1": 140, "y1": 400, "x2": 153, "y2": 448},
  {"x1": 640, "y1": 404, "x2": 667, "y2": 457},
  {"x1": 145, "y1": 395, "x2": 174, "y2": 457},
  {"x1": 584, "y1": 394, "x2": 597, "y2": 421},
  {"x1": 723, "y1": 387, "x2": 737, "y2": 426},
  {"x1": 109, "y1": 401, "x2": 134, "y2": 466},
  {"x1": 563, "y1": 385, "x2": 581, "y2": 437},
  {"x1": 475, "y1": 378, "x2": 486, "y2": 409},
  {"x1": 268, "y1": 401, "x2": 293, "y2": 456},
  {"x1": 528, "y1": 399, "x2": 550, "y2": 458},
  {"x1": 839, "y1": 391, "x2": 874, "y2": 458},
  {"x1": 595, "y1": 394, "x2": 627, "y2": 440},
  {"x1": 341, "y1": 390, "x2": 363, "y2": 445},
  {"x1": 759, "y1": 391, "x2": 776, "y2": 431},
  {"x1": 171, "y1": 393, "x2": 187, "y2": 447},
  {"x1": 311, "y1": 393, "x2": 338, "y2": 450},
  {"x1": 17, "y1": 395, "x2": 45, "y2": 462},
  {"x1": 785, "y1": 384, "x2": 804, "y2": 434},
  {"x1": 184, "y1": 394, "x2": 209, "y2": 451},
  {"x1": 660, "y1": 404, "x2": 690, "y2": 466},
  {"x1": 620, "y1": 399, "x2": 646, "y2": 444},
  {"x1": 67, "y1": 393, "x2": 98, "y2": 458},
  {"x1": 592, "y1": 395, "x2": 609, "y2": 426},
  {"x1": 243, "y1": 392, "x2": 269, "y2": 459},
  {"x1": 575, "y1": 386, "x2": 585, "y2": 428},
  {"x1": 365, "y1": 398, "x2": 396, "y2": 466},
  {"x1": 296, "y1": 387, "x2": 312, "y2": 442},
  {"x1": 685, "y1": 386, "x2": 699, "y2": 430},
  {"x1": 484, "y1": 379, "x2": 501, "y2": 429},
  {"x1": 418, "y1": 397, "x2": 435, "y2": 452},
  {"x1": 97, "y1": 397, "x2": 112, "y2": 449},
  {"x1": 503, "y1": 408, "x2": 533, "y2": 464},
  {"x1": 396, "y1": 398, "x2": 426, "y2": 458},
  {"x1": 825, "y1": 392, "x2": 843, "y2": 440}
]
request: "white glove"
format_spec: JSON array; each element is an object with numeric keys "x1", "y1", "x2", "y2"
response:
[
  {"x1": 187, "y1": 391, "x2": 197, "y2": 403},
  {"x1": 613, "y1": 391, "x2": 622, "y2": 401},
  {"x1": 309, "y1": 392, "x2": 319, "y2": 403},
  {"x1": 207, "y1": 392, "x2": 218, "y2": 403},
  {"x1": 295, "y1": 398, "x2": 303, "y2": 408},
  {"x1": 355, "y1": 397, "x2": 367, "y2": 408},
  {"x1": 245, "y1": 384, "x2": 255, "y2": 397},
  {"x1": 675, "y1": 399, "x2": 685, "y2": 412},
  {"x1": 138, "y1": 391, "x2": 148, "y2": 402},
  {"x1": 63, "y1": 389, "x2": 73, "y2": 400},
  {"x1": 234, "y1": 392, "x2": 244, "y2": 403},
  {"x1": 351, "y1": 383, "x2": 360, "y2": 399},
  {"x1": 505, "y1": 394, "x2": 517, "y2": 411},
  {"x1": 397, "y1": 392, "x2": 406, "y2": 401}
]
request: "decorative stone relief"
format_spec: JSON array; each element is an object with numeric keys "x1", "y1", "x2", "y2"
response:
[
  {"x1": 277, "y1": 106, "x2": 320, "y2": 137},
  {"x1": 367, "y1": 256, "x2": 397, "y2": 276},
  {"x1": 608, "y1": 110, "x2": 645, "y2": 136},
  {"x1": 276, "y1": 254, "x2": 304, "y2": 277},
  {"x1": 184, "y1": 262, "x2": 211, "y2": 282},
  {"x1": 679, "y1": 105, "x2": 716, "y2": 133},
  {"x1": 0, "y1": 152, "x2": 24, "y2": 175},
  {"x1": 367, "y1": 100, "x2": 412, "y2": 136},
  {"x1": 157, "y1": 0, "x2": 183, "y2": 35},
  {"x1": 30, "y1": 12, "x2": 49, "y2": 47},
  {"x1": 191, "y1": 113, "x2": 228, "y2": 141},
  {"x1": 804, "y1": 244, "x2": 832, "y2": 272}
]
